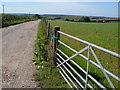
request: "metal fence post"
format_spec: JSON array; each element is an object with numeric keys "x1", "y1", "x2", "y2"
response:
[{"x1": 54, "y1": 26, "x2": 60, "y2": 65}]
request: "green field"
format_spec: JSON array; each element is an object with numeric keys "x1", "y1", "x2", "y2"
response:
[
  {"x1": 49, "y1": 20, "x2": 119, "y2": 88},
  {"x1": 49, "y1": 21, "x2": 118, "y2": 52}
]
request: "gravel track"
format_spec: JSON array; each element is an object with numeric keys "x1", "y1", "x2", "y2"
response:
[{"x1": 2, "y1": 20, "x2": 40, "y2": 88}]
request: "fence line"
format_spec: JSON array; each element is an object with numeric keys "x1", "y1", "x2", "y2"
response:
[{"x1": 47, "y1": 24, "x2": 120, "y2": 89}]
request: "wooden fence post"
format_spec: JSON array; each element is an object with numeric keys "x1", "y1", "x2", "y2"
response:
[
  {"x1": 54, "y1": 26, "x2": 60, "y2": 65},
  {"x1": 47, "y1": 23, "x2": 50, "y2": 39}
]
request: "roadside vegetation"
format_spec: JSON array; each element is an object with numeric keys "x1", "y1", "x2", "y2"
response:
[
  {"x1": 2, "y1": 14, "x2": 39, "y2": 27},
  {"x1": 49, "y1": 20, "x2": 119, "y2": 88},
  {"x1": 33, "y1": 19, "x2": 69, "y2": 88}
]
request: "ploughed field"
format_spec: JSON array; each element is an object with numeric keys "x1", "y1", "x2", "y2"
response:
[{"x1": 49, "y1": 20, "x2": 119, "y2": 88}]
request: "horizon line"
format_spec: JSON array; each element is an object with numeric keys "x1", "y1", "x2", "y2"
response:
[{"x1": 0, "y1": 12, "x2": 118, "y2": 18}]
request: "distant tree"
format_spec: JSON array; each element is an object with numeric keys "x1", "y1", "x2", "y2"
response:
[
  {"x1": 34, "y1": 14, "x2": 42, "y2": 19},
  {"x1": 79, "y1": 19, "x2": 81, "y2": 22},
  {"x1": 83, "y1": 17, "x2": 91, "y2": 22},
  {"x1": 71, "y1": 19, "x2": 74, "y2": 22},
  {"x1": 54, "y1": 17, "x2": 61, "y2": 19},
  {"x1": 65, "y1": 18, "x2": 69, "y2": 21},
  {"x1": 92, "y1": 17, "x2": 99, "y2": 19},
  {"x1": 81, "y1": 16, "x2": 91, "y2": 22}
]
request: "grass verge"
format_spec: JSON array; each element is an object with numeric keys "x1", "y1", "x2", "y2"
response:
[{"x1": 33, "y1": 19, "x2": 69, "y2": 88}]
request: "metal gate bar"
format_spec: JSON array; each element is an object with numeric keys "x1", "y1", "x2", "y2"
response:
[
  {"x1": 57, "y1": 63, "x2": 78, "y2": 88},
  {"x1": 57, "y1": 48, "x2": 106, "y2": 88},
  {"x1": 57, "y1": 58, "x2": 84, "y2": 89},
  {"x1": 58, "y1": 40, "x2": 120, "y2": 82},
  {"x1": 57, "y1": 52, "x2": 93, "y2": 89}
]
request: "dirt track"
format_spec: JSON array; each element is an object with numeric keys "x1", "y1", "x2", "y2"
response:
[{"x1": 2, "y1": 20, "x2": 40, "y2": 88}]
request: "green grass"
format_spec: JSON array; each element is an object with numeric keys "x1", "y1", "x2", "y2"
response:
[
  {"x1": 33, "y1": 19, "x2": 69, "y2": 88},
  {"x1": 49, "y1": 21, "x2": 118, "y2": 52},
  {"x1": 49, "y1": 20, "x2": 119, "y2": 88},
  {"x1": 33, "y1": 61, "x2": 70, "y2": 88}
]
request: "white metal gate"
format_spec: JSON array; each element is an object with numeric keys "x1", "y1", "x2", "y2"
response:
[{"x1": 55, "y1": 31, "x2": 120, "y2": 89}]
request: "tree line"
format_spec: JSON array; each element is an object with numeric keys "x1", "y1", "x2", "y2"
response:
[{"x1": 65, "y1": 16, "x2": 91, "y2": 22}]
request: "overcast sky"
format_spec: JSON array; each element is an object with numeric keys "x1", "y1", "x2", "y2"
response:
[{"x1": 0, "y1": 1, "x2": 119, "y2": 17}]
